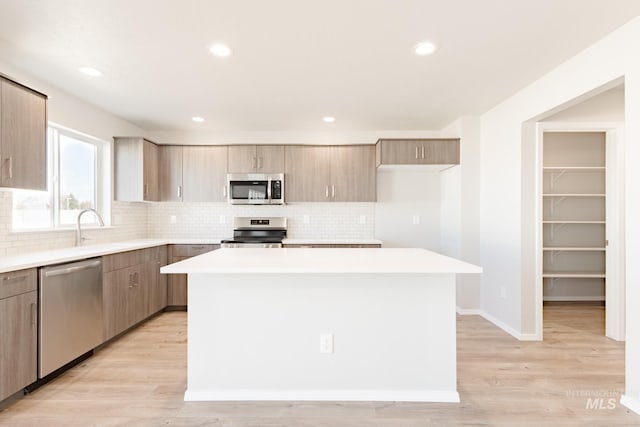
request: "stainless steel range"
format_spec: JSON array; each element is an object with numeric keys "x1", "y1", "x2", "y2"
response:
[{"x1": 220, "y1": 217, "x2": 287, "y2": 248}]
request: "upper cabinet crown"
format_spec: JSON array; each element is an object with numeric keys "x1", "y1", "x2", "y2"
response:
[
  {"x1": 0, "y1": 77, "x2": 47, "y2": 191},
  {"x1": 114, "y1": 137, "x2": 159, "y2": 202},
  {"x1": 376, "y1": 138, "x2": 460, "y2": 166},
  {"x1": 228, "y1": 145, "x2": 284, "y2": 173}
]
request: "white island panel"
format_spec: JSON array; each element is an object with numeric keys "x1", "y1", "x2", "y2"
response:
[{"x1": 162, "y1": 248, "x2": 481, "y2": 403}]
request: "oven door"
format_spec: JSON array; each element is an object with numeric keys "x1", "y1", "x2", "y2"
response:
[{"x1": 228, "y1": 180, "x2": 270, "y2": 205}]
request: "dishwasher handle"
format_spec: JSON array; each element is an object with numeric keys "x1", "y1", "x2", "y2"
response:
[{"x1": 43, "y1": 259, "x2": 102, "y2": 278}]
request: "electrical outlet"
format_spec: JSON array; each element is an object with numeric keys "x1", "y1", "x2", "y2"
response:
[
  {"x1": 320, "y1": 334, "x2": 333, "y2": 354},
  {"x1": 170, "y1": 215, "x2": 177, "y2": 224},
  {"x1": 219, "y1": 215, "x2": 226, "y2": 224},
  {"x1": 359, "y1": 215, "x2": 366, "y2": 225},
  {"x1": 500, "y1": 286, "x2": 507, "y2": 299},
  {"x1": 412, "y1": 215, "x2": 420, "y2": 225},
  {"x1": 303, "y1": 215, "x2": 310, "y2": 224}
]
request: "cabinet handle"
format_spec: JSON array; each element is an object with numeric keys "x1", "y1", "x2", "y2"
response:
[
  {"x1": 7, "y1": 157, "x2": 12, "y2": 179},
  {"x1": 325, "y1": 185, "x2": 329, "y2": 198},
  {"x1": 332, "y1": 185, "x2": 335, "y2": 198},
  {"x1": 31, "y1": 302, "x2": 37, "y2": 326},
  {"x1": 144, "y1": 183, "x2": 148, "y2": 197},
  {"x1": 177, "y1": 185, "x2": 182, "y2": 198},
  {"x1": 258, "y1": 157, "x2": 263, "y2": 169},
  {"x1": 2, "y1": 274, "x2": 28, "y2": 283},
  {"x1": 421, "y1": 146, "x2": 425, "y2": 159},
  {"x1": 415, "y1": 147, "x2": 419, "y2": 159},
  {"x1": 191, "y1": 246, "x2": 205, "y2": 250}
]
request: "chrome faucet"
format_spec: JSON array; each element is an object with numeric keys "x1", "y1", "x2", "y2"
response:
[{"x1": 76, "y1": 208, "x2": 105, "y2": 246}]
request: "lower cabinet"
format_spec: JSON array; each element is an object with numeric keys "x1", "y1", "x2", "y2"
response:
[
  {"x1": 102, "y1": 246, "x2": 168, "y2": 341},
  {"x1": 167, "y1": 244, "x2": 218, "y2": 307},
  {"x1": 0, "y1": 268, "x2": 37, "y2": 401}
]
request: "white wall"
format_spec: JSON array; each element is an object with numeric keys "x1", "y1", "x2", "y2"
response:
[
  {"x1": 374, "y1": 168, "x2": 441, "y2": 249},
  {"x1": 474, "y1": 17, "x2": 640, "y2": 410}
]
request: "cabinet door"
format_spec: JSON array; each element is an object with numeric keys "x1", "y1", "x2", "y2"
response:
[
  {"x1": 168, "y1": 256, "x2": 189, "y2": 306},
  {"x1": 146, "y1": 246, "x2": 167, "y2": 315},
  {"x1": 183, "y1": 146, "x2": 228, "y2": 202},
  {"x1": 103, "y1": 265, "x2": 141, "y2": 340},
  {"x1": 143, "y1": 140, "x2": 159, "y2": 201},
  {"x1": 158, "y1": 145, "x2": 183, "y2": 201},
  {"x1": 1, "y1": 79, "x2": 47, "y2": 190},
  {"x1": 377, "y1": 140, "x2": 420, "y2": 165},
  {"x1": 330, "y1": 146, "x2": 376, "y2": 202},
  {"x1": 228, "y1": 145, "x2": 257, "y2": 173},
  {"x1": 256, "y1": 145, "x2": 284, "y2": 172},
  {"x1": 419, "y1": 139, "x2": 460, "y2": 164},
  {"x1": 284, "y1": 146, "x2": 331, "y2": 202},
  {"x1": 0, "y1": 291, "x2": 37, "y2": 401}
]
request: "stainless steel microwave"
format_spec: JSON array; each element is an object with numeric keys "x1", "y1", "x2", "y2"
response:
[{"x1": 227, "y1": 173, "x2": 285, "y2": 205}]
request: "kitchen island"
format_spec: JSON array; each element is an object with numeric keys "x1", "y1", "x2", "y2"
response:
[{"x1": 161, "y1": 247, "x2": 481, "y2": 403}]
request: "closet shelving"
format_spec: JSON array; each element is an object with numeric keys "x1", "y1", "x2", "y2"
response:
[{"x1": 542, "y1": 132, "x2": 606, "y2": 301}]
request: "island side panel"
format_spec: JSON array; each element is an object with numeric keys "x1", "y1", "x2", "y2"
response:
[{"x1": 186, "y1": 272, "x2": 457, "y2": 402}]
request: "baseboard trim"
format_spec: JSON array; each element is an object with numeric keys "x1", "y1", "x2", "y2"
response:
[
  {"x1": 478, "y1": 311, "x2": 541, "y2": 341},
  {"x1": 621, "y1": 394, "x2": 640, "y2": 415},
  {"x1": 184, "y1": 389, "x2": 460, "y2": 403},
  {"x1": 456, "y1": 307, "x2": 482, "y2": 315}
]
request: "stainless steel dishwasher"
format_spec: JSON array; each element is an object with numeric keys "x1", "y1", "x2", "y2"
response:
[{"x1": 39, "y1": 258, "x2": 103, "y2": 378}]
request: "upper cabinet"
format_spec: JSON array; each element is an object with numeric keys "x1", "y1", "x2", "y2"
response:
[
  {"x1": 228, "y1": 145, "x2": 284, "y2": 173},
  {"x1": 114, "y1": 137, "x2": 159, "y2": 202},
  {"x1": 182, "y1": 146, "x2": 228, "y2": 202},
  {"x1": 158, "y1": 145, "x2": 183, "y2": 202},
  {"x1": 376, "y1": 139, "x2": 460, "y2": 166},
  {"x1": 0, "y1": 77, "x2": 47, "y2": 191},
  {"x1": 285, "y1": 145, "x2": 375, "y2": 202}
]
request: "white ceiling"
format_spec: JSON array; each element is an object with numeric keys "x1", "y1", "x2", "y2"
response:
[{"x1": 0, "y1": 0, "x2": 638, "y2": 135}]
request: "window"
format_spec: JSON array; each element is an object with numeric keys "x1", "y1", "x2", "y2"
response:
[{"x1": 12, "y1": 125, "x2": 109, "y2": 230}]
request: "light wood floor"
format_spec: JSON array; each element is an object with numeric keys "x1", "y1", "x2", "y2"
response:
[{"x1": 1, "y1": 306, "x2": 638, "y2": 426}]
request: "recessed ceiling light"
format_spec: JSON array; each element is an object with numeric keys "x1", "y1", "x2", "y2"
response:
[
  {"x1": 192, "y1": 116, "x2": 205, "y2": 122},
  {"x1": 78, "y1": 66, "x2": 103, "y2": 77},
  {"x1": 323, "y1": 116, "x2": 336, "y2": 123},
  {"x1": 415, "y1": 41, "x2": 437, "y2": 56},
  {"x1": 210, "y1": 43, "x2": 232, "y2": 57}
]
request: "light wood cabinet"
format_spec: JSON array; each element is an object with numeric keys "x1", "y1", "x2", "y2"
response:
[
  {"x1": 0, "y1": 77, "x2": 47, "y2": 191},
  {"x1": 228, "y1": 145, "x2": 284, "y2": 173},
  {"x1": 182, "y1": 146, "x2": 228, "y2": 202},
  {"x1": 376, "y1": 139, "x2": 460, "y2": 166},
  {"x1": 285, "y1": 145, "x2": 375, "y2": 202},
  {"x1": 0, "y1": 268, "x2": 38, "y2": 401},
  {"x1": 158, "y1": 145, "x2": 183, "y2": 201},
  {"x1": 102, "y1": 246, "x2": 168, "y2": 340},
  {"x1": 167, "y1": 244, "x2": 218, "y2": 307},
  {"x1": 114, "y1": 137, "x2": 160, "y2": 202}
]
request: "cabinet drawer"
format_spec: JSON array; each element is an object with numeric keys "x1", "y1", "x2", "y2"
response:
[
  {"x1": 0, "y1": 268, "x2": 37, "y2": 300},
  {"x1": 171, "y1": 244, "x2": 218, "y2": 257},
  {"x1": 102, "y1": 250, "x2": 145, "y2": 272}
]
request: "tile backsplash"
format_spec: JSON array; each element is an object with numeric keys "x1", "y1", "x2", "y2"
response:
[
  {"x1": 146, "y1": 202, "x2": 375, "y2": 240},
  {"x1": 0, "y1": 189, "x2": 376, "y2": 256},
  {"x1": 0, "y1": 191, "x2": 148, "y2": 257}
]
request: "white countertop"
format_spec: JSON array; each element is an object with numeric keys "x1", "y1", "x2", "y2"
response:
[
  {"x1": 0, "y1": 238, "x2": 220, "y2": 273},
  {"x1": 161, "y1": 248, "x2": 482, "y2": 275}
]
